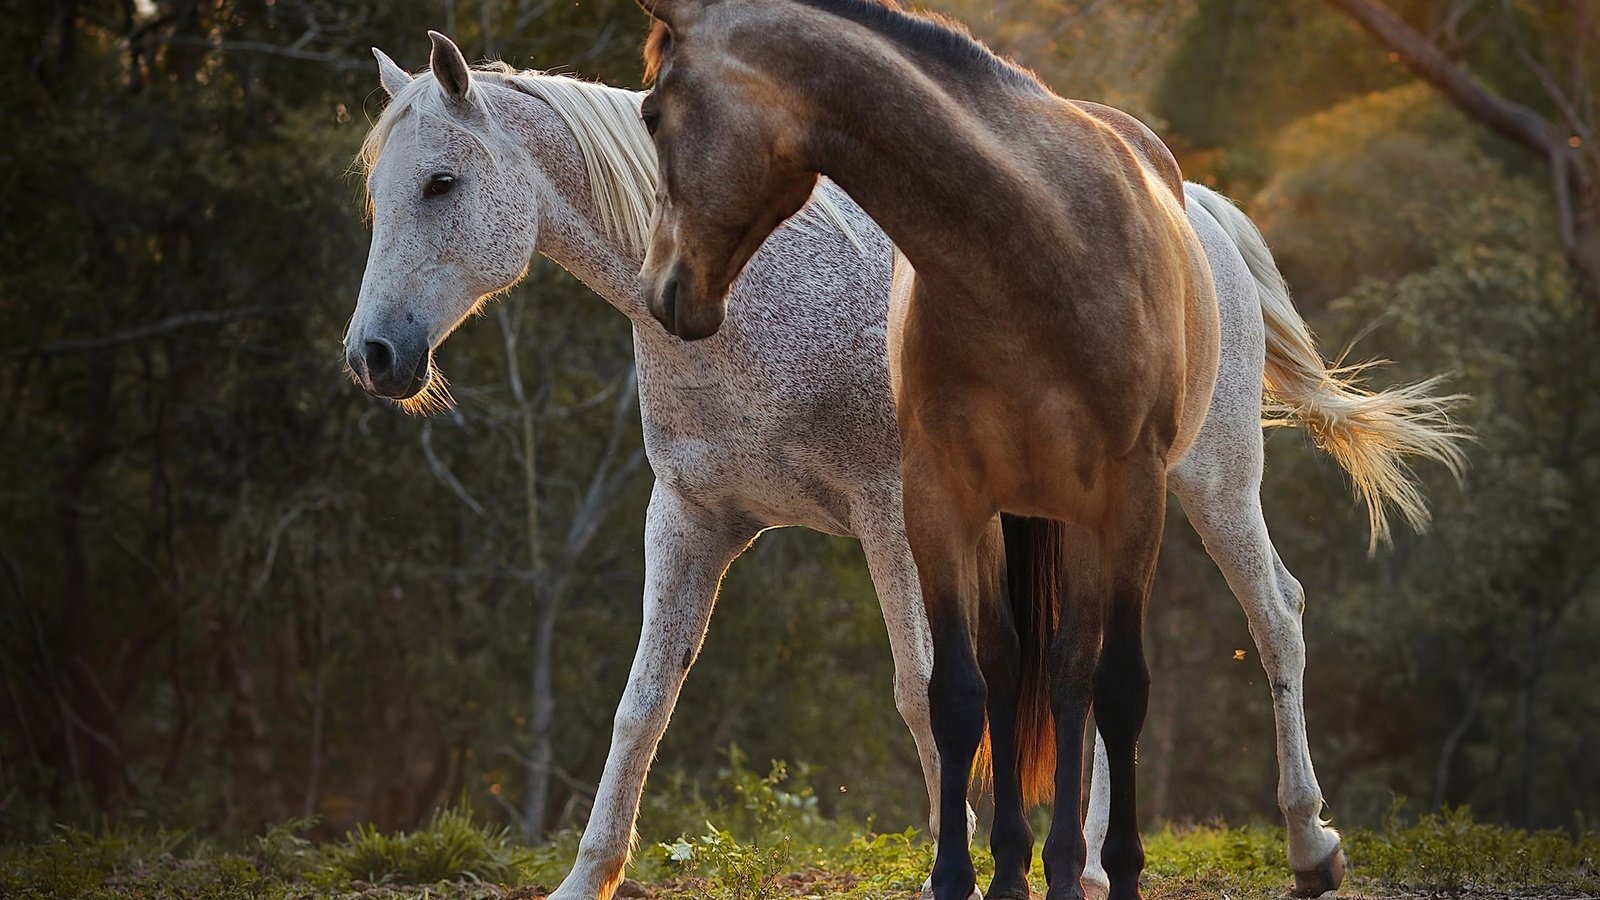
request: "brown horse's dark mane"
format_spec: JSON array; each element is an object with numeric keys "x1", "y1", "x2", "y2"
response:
[{"x1": 641, "y1": 0, "x2": 1042, "y2": 91}]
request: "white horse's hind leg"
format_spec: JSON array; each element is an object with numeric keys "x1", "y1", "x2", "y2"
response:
[
  {"x1": 1170, "y1": 436, "x2": 1345, "y2": 897},
  {"x1": 551, "y1": 482, "x2": 757, "y2": 900},
  {"x1": 856, "y1": 507, "x2": 976, "y2": 898},
  {"x1": 1081, "y1": 733, "x2": 1112, "y2": 900}
]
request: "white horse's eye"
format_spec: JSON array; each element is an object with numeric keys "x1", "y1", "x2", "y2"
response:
[{"x1": 424, "y1": 174, "x2": 456, "y2": 198}]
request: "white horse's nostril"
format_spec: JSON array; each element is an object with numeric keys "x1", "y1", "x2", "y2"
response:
[{"x1": 364, "y1": 339, "x2": 394, "y2": 378}]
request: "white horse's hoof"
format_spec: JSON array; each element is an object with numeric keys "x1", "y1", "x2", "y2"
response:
[
  {"x1": 1291, "y1": 846, "x2": 1347, "y2": 897},
  {"x1": 1081, "y1": 875, "x2": 1110, "y2": 900}
]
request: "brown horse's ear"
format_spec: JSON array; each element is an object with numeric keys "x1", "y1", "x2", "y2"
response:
[
  {"x1": 635, "y1": 0, "x2": 676, "y2": 25},
  {"x1": 373, "y1": 47, "x2": 413, "y2": 98},
  {"x1": 427, "y1": 30, "x2": 472, "y2": 104}
]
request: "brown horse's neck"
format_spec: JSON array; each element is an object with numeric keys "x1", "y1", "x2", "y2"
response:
[{"x1": 751, "y1": 8, "x2": 1066, "y2": 294}]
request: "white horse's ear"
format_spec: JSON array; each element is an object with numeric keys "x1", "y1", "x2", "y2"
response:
[
  {"x1": 373, "y1": 47, "x2": 413, "y2": 98},
  {"x1": 427, "y1": 30, "x2": 472, "y2": 104}
]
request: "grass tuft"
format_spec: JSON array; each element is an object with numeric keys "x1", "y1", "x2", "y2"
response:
[{"x1": 332, "y1": 805, "x2": 535, "y2": 885}]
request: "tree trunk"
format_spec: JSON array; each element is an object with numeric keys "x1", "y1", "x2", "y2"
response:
[
  {"x1": 523, "y1": 580, "x2": 563, "y2": 837},
  {"x1": 1431, "y1": 670, "x2": 1484, "y2": 809}
]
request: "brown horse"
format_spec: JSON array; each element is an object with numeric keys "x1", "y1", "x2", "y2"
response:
[{"x1": 634, "y1": 2, "x2": 1219, "y2": 899}]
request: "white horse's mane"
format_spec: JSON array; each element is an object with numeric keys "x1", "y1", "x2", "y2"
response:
[{"x1": 357, "y1": 64, "x2": 860, "y2": 257}]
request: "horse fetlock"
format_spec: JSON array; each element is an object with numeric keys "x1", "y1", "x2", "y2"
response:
[
  {"x1": 1285, "y1": 813, "x2": 1341, "y2": 864},
  {"x1": 549, "y1": 859, "x2": 626, "y2": 900},
  {"x1": 930, "y1": 855, "x2": 979, "y2": 900},
  {"x1": 1081, "y1": 867, "x2": 1111, "y2": 900},
  {"x1": 984, "y1": 881, "x2": 1031, "y2": 900},
  {"x1": 1099, "y1": 832, "x2": 1146, "y2": 885},
  {"x1": 1044, "y1": 882, "x2": 1090, "y2": 900}
]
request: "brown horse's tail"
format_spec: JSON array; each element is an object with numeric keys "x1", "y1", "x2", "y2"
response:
[
  {"x1": 1184, "y1": 183, "x2": 1472, "y2": 553},
  {"x1": 973, "y1": 514, "x2": 1063, "y2": 806}
]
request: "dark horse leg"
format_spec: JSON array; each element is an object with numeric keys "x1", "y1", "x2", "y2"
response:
[
  {"x1": 1040, "y1": 521, "x2": 1104, "y2": 900},
  {"x1": 1041, "y1": 465, "x2": 1164, "y2": 900},
  {"x1": 979, "y1": 517, "x2": 1030, "y2": 900},
  {"x1": 1093, "y1": 468, "x2": 1166, "y2": 900},
  {"x1": 904, "y1": 475, "x2": 989, "y2": 900}
]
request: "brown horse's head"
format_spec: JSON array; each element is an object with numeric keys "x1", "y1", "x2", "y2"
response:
[{"x1": 634, "y1": 2, "x2": 820, "y2": 340}]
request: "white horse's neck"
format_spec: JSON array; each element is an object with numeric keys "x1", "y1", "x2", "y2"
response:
[
  {"x1": 499, "y1": 83, "x2": 650, "y2": 319},
  {"x1": 534, "y1": 178, "x2": 648, "y2": 319}
]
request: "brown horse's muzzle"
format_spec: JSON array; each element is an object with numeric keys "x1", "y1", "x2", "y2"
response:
[{"x1": 643, "y1": 266, "x2": 727, "y2": 341}]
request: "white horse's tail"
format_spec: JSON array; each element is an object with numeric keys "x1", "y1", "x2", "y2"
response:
[{"x1": 1185, "y1": 183, "x2": 1471, "y2": 552}]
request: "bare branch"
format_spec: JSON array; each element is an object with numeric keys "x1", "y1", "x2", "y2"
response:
[
  {"x1": 420, "y1": 421, "x2": 488, "y2": 518},
  {"x1": 3, "y1": 307, "x2": 286, "y2": 358},
  {"x1": 152, "y1": 34, "x2": 364, "y2": 70},
  {"x1": 252, "y1": 492, "x2": 329, "y2": 595},
  {"x1": 1322, "y1": 0, "x2": 1556, "y2": 154},
  {"x1": 1323, "y1": 0, "x2": 1600, "y2": 294},
  {"x1": 1500, "y1": 0, "x2": 1591, "y2": 142}
]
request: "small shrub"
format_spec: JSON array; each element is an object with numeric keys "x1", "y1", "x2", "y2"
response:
[
  {"x1": 659, "y1": 824, "x2": 793, "y2": 900},
  {"x1": 332, "y1": 805, "x2": 534, "y2": 885},
  {"x1": 1348, "y1": 803, "x2": 1600, "y2": 891}
]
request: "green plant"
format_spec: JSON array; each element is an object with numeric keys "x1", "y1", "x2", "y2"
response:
[
  {"x1": 659, "y1": 824, "x2": 793, "y2": 900},
  {"x1": 331, "y1": 805, "x2": 534, "y2": 885},
  {"x1": 1349, "y1": 804, "x2": 1600, "y2": 891}
]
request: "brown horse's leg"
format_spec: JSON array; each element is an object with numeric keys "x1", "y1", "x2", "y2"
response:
[
  {"x1": 977, "y1": 518, "x2": 1031, "y2": 900},
  {"x1": 1092, "y1": 469, "x2": 1167, "y2": 900},
  {"x1": 902, "y1": 459, "x2": 988, "y2": 900},
  {"x1": 1043, "y1": 524, "x2": 1106, "y2": 900}
]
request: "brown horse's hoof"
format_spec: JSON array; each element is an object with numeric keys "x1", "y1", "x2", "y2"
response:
[
  {"x1": 1292, "y1": 846, "x2": 1347, "y2": 897},
  {"x1": 985, "y1": 887, "x2": 1032, "y2": 900},
  {"x1": 918, "y1": 884, "x2": 984, "y2": 900}
]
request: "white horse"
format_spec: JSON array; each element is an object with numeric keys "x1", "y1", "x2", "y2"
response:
[{"x1": 344, "y1": 32, "x2": 1465, "y2": 900}]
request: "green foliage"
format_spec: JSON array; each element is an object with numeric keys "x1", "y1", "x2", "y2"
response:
[
  {"x1": 1350, "y1": 805, "x2": 1600, "y2": 892},
  {"x1": 332, "y1": 806, "x2": 535, "y2": 885},
  {"x1": 0, "y1": 822, "x2": 269, "y2": 900},
  {"x1": 1142, "y1": 823, "x2": 1289, "y2": 892},
  {"x1": 6, "y1": 804, "x2": 1598, "y2": 898},
  {"x1": 658, "y1": 826, "x2": 795, "y2": 900},
  {"x1": 1155, "y1": 0, "x2": 1410, "y2": 184},
  {"x1": 811, "y1": 827, "x2": 941, "y2": 896}
]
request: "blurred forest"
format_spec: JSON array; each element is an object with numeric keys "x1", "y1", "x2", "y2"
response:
[{"x1": 1, "y1": 0, "x2": 1597, "y2": 850}]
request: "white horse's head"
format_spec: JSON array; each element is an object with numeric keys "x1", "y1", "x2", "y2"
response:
[
  {"x1": 346, "y1": 30, "x2": 848, "y2": 410},
  {"x1": 345, "y1": 32, "x2": 545, "y2": 411}
]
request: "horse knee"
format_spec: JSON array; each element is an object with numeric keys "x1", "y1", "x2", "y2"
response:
[{"x1": 612, "y1": 689, "x2": 671, "y2": 746}]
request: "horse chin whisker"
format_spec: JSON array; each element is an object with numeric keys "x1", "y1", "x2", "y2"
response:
[{"x1": 393, "y1": 368, "x2": 456, "y2": 417}]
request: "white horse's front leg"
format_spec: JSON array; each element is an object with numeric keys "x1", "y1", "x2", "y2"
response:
[
  {"x1": 856, "y1": 509, "x2": 976, "y2": 898},
  {"x1": 551, "y1": 482, "x2": 756, "y2": 900}
]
